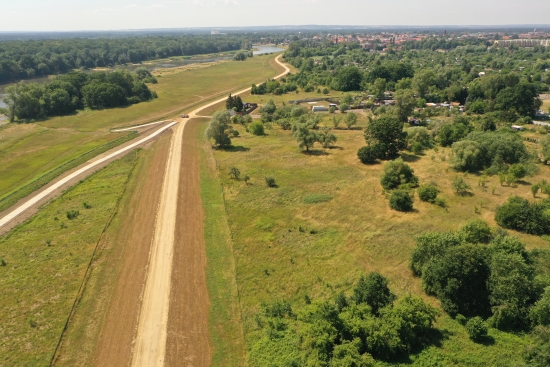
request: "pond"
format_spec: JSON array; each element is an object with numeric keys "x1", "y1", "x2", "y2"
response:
[{"x1": 0, "y1": 45, "x2": 284, "y2": 113}]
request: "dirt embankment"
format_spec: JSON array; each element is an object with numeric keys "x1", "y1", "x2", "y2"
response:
[
  {"x1": 165, "y1": 119, "x2": 212, "y2": 367},
  {"x1": 91, "y1": 132, "x2": 171, "y2": 367}
]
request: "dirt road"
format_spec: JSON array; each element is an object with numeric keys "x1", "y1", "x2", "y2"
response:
[
  {"x1": 0, "y1": 121, "x2": 177, "y2": 232},
  {"x1": 130, "y1": 54, "x2": 289, "y2": 367}
]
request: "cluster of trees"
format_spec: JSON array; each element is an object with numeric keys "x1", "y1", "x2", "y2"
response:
[
  {"x1": 357, "y1": 116, "x2": 407, "y2": 163},
  {"x1": 0, "y1": 35, "x2": 249, "y2": 82},
  {"x1": 1, "y1": 68, "x2": 157, "y2": 121},
  {"x1": 233, "y1": 50, "x2": 253, "y2": 61},
  {"x1": 496, "y1": 196, "x2": 550, "y2": 235},
  {"x1": 225, "y1": 94, "x2": 244, "y2": 112},
  {"x1": 251, "y1": 78, "x2": 298, "y2": 95},
  {"x1": 249, "y1": 273, "x2": 438, "y2": 366},
  {"x1": 410, "y1": 220, "x2": 550, "y2": 332},
  {"x1": 282, "y1": 38, "x2": 547, "y2": 121},
  {"x1": 205, "y1": 110, "x2": 238, "y2": 147}
]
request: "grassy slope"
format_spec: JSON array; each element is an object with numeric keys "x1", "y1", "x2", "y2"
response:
[
  {"x1": 207, "y1": 111, "x2": 550, "y2": 366},
  {"x1": 199, "y1": 120, "x2": 246, "y2": 366},
  {"x1": 0, "y1": 53, "x2": 280, "y2": 201},
  {"x1": 0, "y1": 152, "x2": 138, "y2": 366}
]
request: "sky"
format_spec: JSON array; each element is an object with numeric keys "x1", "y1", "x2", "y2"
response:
[{"x1": 1, "y1": 0, "x2": 549, "y2": 32}]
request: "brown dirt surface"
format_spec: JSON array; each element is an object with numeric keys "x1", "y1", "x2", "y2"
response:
[
  {"x1": 165, "y1": 118, "x2": 212, "y2": 367},
  {"x1": 91, "y1": 131, "x2": 171, "y2": 367}
]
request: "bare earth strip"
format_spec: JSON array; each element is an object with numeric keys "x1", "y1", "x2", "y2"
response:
[
  {"x1": 131, "y1": 55, "x2": 290, "y2": 367},
  {"x1": 165, "y1": 119, "x2": 211, "y2": 367}
]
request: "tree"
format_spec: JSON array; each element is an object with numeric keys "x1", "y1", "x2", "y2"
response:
[
  {"x1": 422, "y1": 244, "x2": 491, "y2": 317},
  {"x1": 318, "y1": 128, "x2": 337, "y2": 148},
  {"x1": 394, "y1": 89, "x2": 416, "y2": 122},
  {"x1": 412, "y1": 69, "x2": 435, "y2": 98},
  {"x1": 205, "y1": 110, "x2": 233, "y2": 147},
  {"x1": 495, "y1": 196, "x2": 550, "y2": 235},
  {"x1": 228, "y1": 166, "x2": 241, "y2": 180},
  {"x1": 452, "y1": 176, "x2": 471, "y2": 195},
  {"x1": 363, "y1": 116, "x2": 407, "y2": 160},
  {"x1": 3, "y1": 82, "x2": 22, "y2": 122},
  {"x1": 372, "y1": 78, "x2": 386, "y2": 98},
  {"x1": 451, "y1": 140, "x2": 483, "y2": 172},
  {"x1": 260, "y1": 99, "x2": 276, "y2": 114},
  {"x1": 339, "y1": 103, "x2": 349, "y2": 113},
  {"x1": 531, "y1": 288, "x2": 550, "y2": 327},
  {"x1": 380, "y1": 158, "x2": 419, "y2": 190},
  {"x1": 292, "y1": 123, "x2": 318, "y2": 151},
  {"x1": 353, "y1": 272, "x2": 396, "y2": 315},
  {"x1": 389, "y1": 189, "x2": 414, "y2": 211},
  {"x1": 541, "y1": 136, "x2": 550, "y2": 164},
  {"x1": 459, "y1": 219, "x2": 492, "y2": 244},
  {"x1": 344, "y1": 112, "x2": 357, "y2": 129},
  {"x1": 335, "y1": 66, "x2": 363, "y2": 91}
]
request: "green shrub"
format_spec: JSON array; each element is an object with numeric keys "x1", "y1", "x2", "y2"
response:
[
  {"x1": 228, "y1": 166, "x2": 241, "y2": 180},
  {"x1": 265, "y1": 177, "x2": 277, "y2": 188},
  {"x1": 495, "y1": 196, "x2": 550, "y2": 235},
  {"x1": 248, "y1": 121, "x2": 265, "y2": 136},
  {"x1": 357, "y1": 145, "x2": 379, "y2": 164},
  {"x1": 417, "y1": 185, "x2": 438, "y2": 203},
  {"x1": 459, "y1": 219, "x2": 493, "y2": 244},
  {"x1": 389, "y1": 190, "x2": 414, "y2": 212},
  {"x1": 452, "y1": 176, "x2": 472, "y2": 195},
  {"x1": 66, "y1": 210, "x2": 80, "y2": 220},
  {"x1": 465, "y1": 317, "x2": 488, "y2": 341},
  {"x1": 434, "y1": 197, "x2": 447, "y2": 207}
]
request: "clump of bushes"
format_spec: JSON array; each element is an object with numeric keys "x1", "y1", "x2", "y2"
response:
[
  {"x1": 495, "y1": 196, "x2": 550, "y2": 235},
  {"x1": 248, "y1": 121, "x2": 265, "y2": 136},
  {"x1": 249, "y1": 273, "x2": 438, "y2": 365},
  {"x1": 66, "y1": 210, "x2": 80, "y2": 220},
  {"x1": 380, "y1": 158, "x2": 419, "y2": 190},
  {"x1": 265, "y1": 177, "x2": 277, "y2": 188}
]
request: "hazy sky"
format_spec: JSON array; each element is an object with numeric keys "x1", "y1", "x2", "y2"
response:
[{"x1": 1, "y1": 0, "x2": 549, "y2": 32}]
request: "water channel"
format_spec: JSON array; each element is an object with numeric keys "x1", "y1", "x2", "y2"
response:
[{"x1": 0, "y1": 45, "x2": 284, "y2": 117}]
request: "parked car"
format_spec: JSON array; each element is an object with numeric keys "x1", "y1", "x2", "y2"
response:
[{"x1": 181, "y1": 114, "x2": 189, "y2": 118}]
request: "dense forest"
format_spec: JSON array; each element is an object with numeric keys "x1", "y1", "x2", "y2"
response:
[
  {"x1": 0, "y1": 35, "x2": 252, "y2": 83},
  {"x1": 1, "y1": 68, "x2": 157, "y2": 121}
]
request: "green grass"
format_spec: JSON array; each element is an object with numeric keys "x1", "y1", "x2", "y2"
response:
[
  {"x1": 303, "y1": 194, "x2": 334, "y2": 204},
  {"x1": 0, "y1": 152, "x2": 138, "y2": 366},
  {"x1": 205, "y1": 104, "x2": 550, "y2": 365},
  {"x1": 0, "y1": 132, "x2": 136, "y2": 213},
  {"x1": 199, "y1": 120, "x2": 245, "y2": 367},
  {"x1": 0, "y1": 53, "x2": 282, "y2": 204}
]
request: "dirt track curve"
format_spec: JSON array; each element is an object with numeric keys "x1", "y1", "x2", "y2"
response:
[{"x1": 130, "y1": 54, "x2": 289, "y2": 367}]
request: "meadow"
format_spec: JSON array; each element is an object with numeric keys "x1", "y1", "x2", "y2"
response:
[
  {"x1": 0, "y1": 152, "x2": 138, "y2": 366},
  {"x1": 203, "y1": 101, "x2": 550, "y2": 365},
  {"x1": 0, "y1": 53, "x2": 281, "y2": 208}
]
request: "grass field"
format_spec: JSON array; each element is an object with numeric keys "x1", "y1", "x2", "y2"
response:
[
  {"x1": 199, "y1": 120, "x2": 246, "y2": 366},
  {"x1": 204, "y1": 104, "x2": 550, "y2": 365},
  {"x1": 0, "y1": 53, "x2": 282, "y2": 205},
  {"x1": 0, "y1": 152, "x2": 138, "y2": 366}
]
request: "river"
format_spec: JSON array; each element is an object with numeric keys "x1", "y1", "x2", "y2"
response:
[{"x1": 0, "y1": 45, "x2": 284, "y2": 116}]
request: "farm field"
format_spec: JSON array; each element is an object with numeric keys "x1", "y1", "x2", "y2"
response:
[
  {"x1": 0, "y1": 152, "x2": 139, "y2": 366},
  {"x1": 0, "y1": 53, "x2": 282, "y2": 208},
  {"x1": 203, "y1": 102, "x2": 550, "y2": 365}
]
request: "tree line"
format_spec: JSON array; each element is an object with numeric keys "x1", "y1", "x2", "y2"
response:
[
  {"x1": 0, "y1": 35, "x2": 250, "y2": 83},
  {"x1": 1, "y1": 68, "x2": 157, "y2": 121}
]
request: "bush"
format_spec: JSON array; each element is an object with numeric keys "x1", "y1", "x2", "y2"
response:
[
  {"x1": 531, "y1": 289, "x2": 550, "y2": 326},
  {"x1": 357, "y1": 145, "x2": 379, "y2": 164},
  {"x1": 411, "y1": 141, "x2": 424, "y2": 155},
  {"x1": 228, "y1": 166, "x2": 240, "y2": 180},
  {"x1": 248, "y1": 121, "x2": 265, "y2": 136},
  {"x1": 389, "y1": 190, "x2": 414, "y2": 211},
  {"x1": 452, "y1": 176, "x2": 472, "y2": 195},
  {"x1": 265, "y1": 177, "x2": 277, "y2": 188},
  {"x1": 380, "y1": 158, "x2": 419, "y2": 190},
  {"x1": 417, "y1": 185, "x2": 438, "y2": 203},
  {"x1": 66, "y1": 210, "x2": 80, "y2": 220},
  {"x1": 465, "y1": 317, "x2": 488, "y2": 341},
  {"x1": 459, "y1": 219, "x2": 493, "y2": 244}
]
